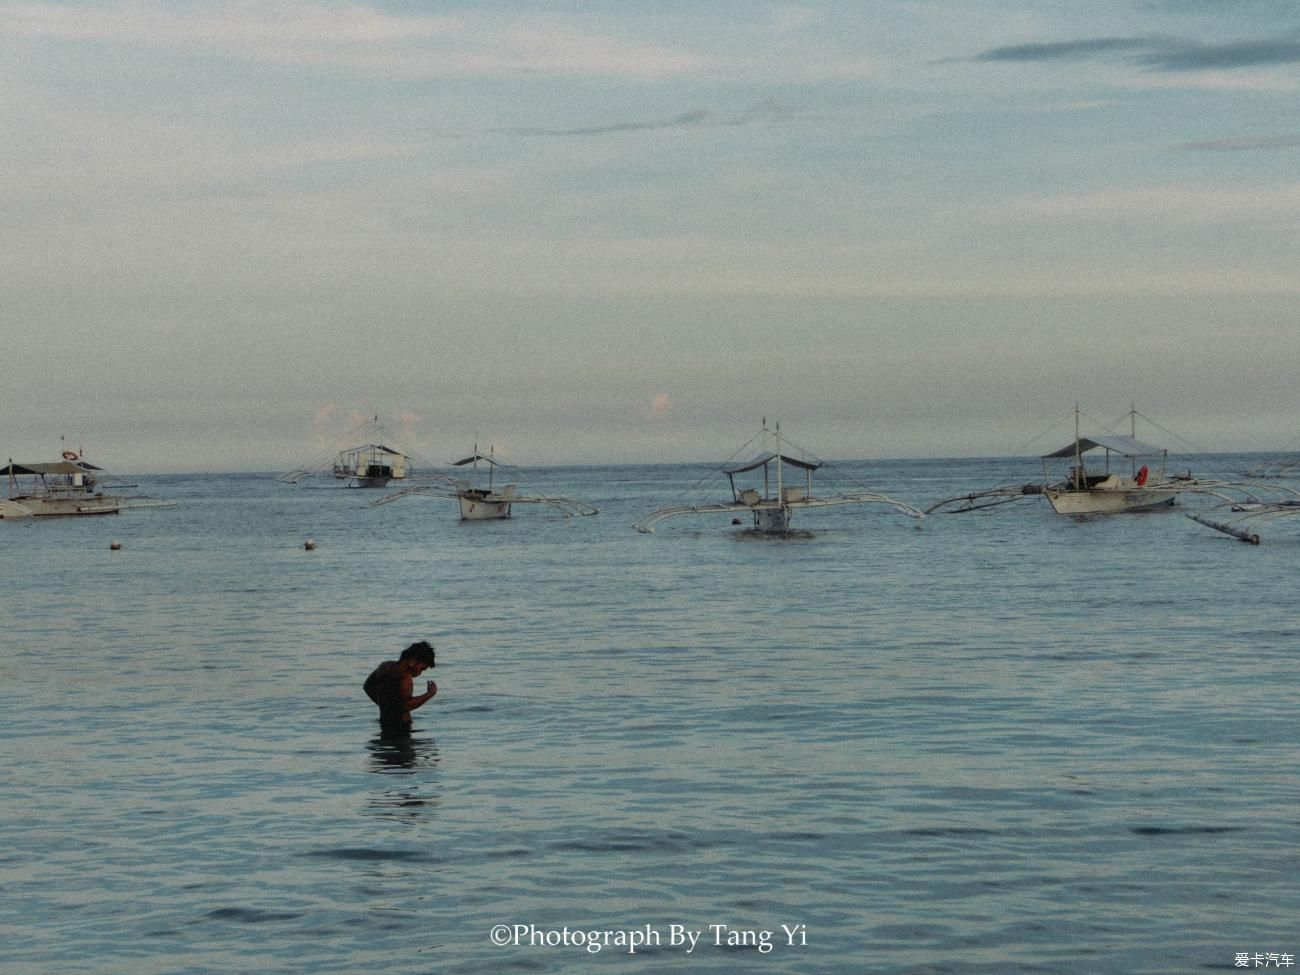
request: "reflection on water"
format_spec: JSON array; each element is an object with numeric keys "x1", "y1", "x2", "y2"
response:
[
  {"x1": 366, "y1": 734, "x2": 441, "y2": 819},
  {"x1": 734, "y1": 527, "x2": 815, "y2": 541},
  {"x1": 367, "y1": 733, "x2": 440, "y2": 774}
]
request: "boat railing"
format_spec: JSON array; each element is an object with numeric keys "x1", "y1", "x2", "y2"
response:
[{"x1": 46, "y1": 480, "x2": 98, "y2": 495}]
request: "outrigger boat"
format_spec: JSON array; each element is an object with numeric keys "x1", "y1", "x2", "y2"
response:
[
  {"x1": 1245, "y1": 437, "x2": 1300, "y2": 479},
  {"x1": 280, "y1": 415, "x2": 413, "y2": 489},
  {"x1": 633, "y1": 421, "x2": 924, "y2": 534},
  {"x1": 1, "y1": 451, "x2": 174, "y2": 519},
  {"x1": 371, "y1": 444, "x2": 598, "y2": 520},
  {"x1": 329, "y1": 441, "x2": 408, "y2": 489},
  {"x1": 928, "y1": 408, "x2": 1202, "y2": 516},
  {"x1": 448, "y1": 446, "x2": 516, "y2": 520},
  {"x1": 1039, "y1": 420, "x2": 1177, "y2": 515}
]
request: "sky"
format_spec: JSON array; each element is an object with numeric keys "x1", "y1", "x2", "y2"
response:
[{"x1": 3, "y1": 0, "x2": 1298, "y2": 472}]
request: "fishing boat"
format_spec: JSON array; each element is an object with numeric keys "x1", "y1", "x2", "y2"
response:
[
  {"x1": 371, "y1": 444, "x2": 598, "y2": 520},
  {"x1": 1039, "y1": 429, "x2": 1177, "y2": 515},
  {"x1": 1244, "y1": 436, "x2": 1300, "y2": 479},
  {"x1": 1, "y1": 456, "x2": 119, "y2": 518},
  {"x1": 1, "y1": 452, "x2": 174, "y2": 519},
  {"x1": 329, "y1": 442, "x2": 408, "y2": 489},
  {"x1": 633, "y1": 421, "x2": 924, "y2": 534},
  {"x1": 280, "y1": 415, "x2": 413, "y2": 489},
  {"x1": 927, "y1": 408, "x2": 1199, "y2": 516},
  {"x1": 446, "y1": 446, "x2": 516, "y2": 520}
]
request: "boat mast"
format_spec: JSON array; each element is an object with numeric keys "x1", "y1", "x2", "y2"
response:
[
  {"x1": 775, "y1": 420, "x2": 784, "y2": 502},
  {"x1": 1073, "y1": 404, "x2": 1082, "y2": 489},
  {"x1": 1130, "y1": 402, "x2": 1137, "y2": 477},
  {"x1": 761, "y1": 419, "x2": 771, "y2": 498}
]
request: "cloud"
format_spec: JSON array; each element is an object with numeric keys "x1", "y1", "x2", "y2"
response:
[
  {"x1": 493, "y1": 110, "x2": 728, "y2": 138},
  {"x1": 1144, "y1": 35, "x2": 1300, "y2": 71},
  {"x1": 995, "y1": 183, "x2": 1300, "y2": 225},
  {"x1": 974, "y1": 37, "x2": 1157, "y2": 63},
  {"x1": 490, "y1": 104, "x2": 792, "y2": 138},
  {"x1": 3, "y1": 1, "x2": 463, "y2": 47},
  {"x1": 395, "y1": 410, "x2": 429, "y2": 452},
  {"x1": 312, "y1": 404, "x2": 338, "y2": 449},
  {"x1": 1, "y1": 0, "x2": 706, "y2": 80},
  {"x1": 971, "y1": 32, "x2": 1300, "y2": 72},
  {"x1": 1181, "y1": 135, "x2": 1300, "y2": 151}
]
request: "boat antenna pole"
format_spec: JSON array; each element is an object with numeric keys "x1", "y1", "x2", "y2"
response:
[
  {"x1": 1073, "y1": 403, "x2": 1082, "y2": 489},
  {"x1": 1130, "y1": 401, "x2": 1136, "y2": 476},
  {"x1": 775, "y1": 420, "x2": 784, "y2": 503}
]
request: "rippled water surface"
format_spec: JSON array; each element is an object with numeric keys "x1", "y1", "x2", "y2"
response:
[{"x1": 3, "y1": 457, "x2": 1297, "y2": 974}]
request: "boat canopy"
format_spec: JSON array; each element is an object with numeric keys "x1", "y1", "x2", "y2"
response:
[
  {"x1": 1041, "y1": 435, "x2": 1164, "y2": 459},
  {"x1": 725, "y1": 452, "x2": 820, "y2": 475},
  {"x1": 341, "y1": 443, "x2": 404, "y2": 456},
  {"x1": 2, "y1": 460, "x2": 103, "y2": 476},
  {"x1": 452, "y1": 452, "x2": 504, "y2": 467}
]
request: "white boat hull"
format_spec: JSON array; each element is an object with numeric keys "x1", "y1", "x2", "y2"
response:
[
  {"x1": 458, "y1": 492, "x2": 512, "y2": 520},
  {"x1": 1045, "y1": 487, "x2": 1177, "y2": 515},
  {"x1": 1, "y1": 496, "x2": 122, "y2": 518}
]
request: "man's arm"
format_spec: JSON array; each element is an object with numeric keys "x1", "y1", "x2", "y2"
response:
[{"x1": 404, "y1": 676, "x2": 437, "y2": 712}]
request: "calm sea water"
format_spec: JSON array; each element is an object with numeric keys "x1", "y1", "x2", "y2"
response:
[{"x1": 2, "y1": 456, "x2": 1296, "y2": 974}]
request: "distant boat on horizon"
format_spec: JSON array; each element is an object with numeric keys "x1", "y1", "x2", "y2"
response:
[
  {"x1": 279, "y1": 415, "x2": 414, "y2": 489},
  {"x1": 633, "y1": 420, "x2": 924, "y2": 535},
  {"x1": 371, "y1": 442, "x2": 598, "y2": 520}
]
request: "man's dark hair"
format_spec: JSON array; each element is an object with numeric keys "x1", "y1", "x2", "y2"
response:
[{"x1": 400, "y1": 640, "x2": 436, "y2": 666}]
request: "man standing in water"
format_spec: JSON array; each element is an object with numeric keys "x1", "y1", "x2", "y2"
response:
[{"x1": 364, "y1": 640, "x2": 437, "y2": 737}]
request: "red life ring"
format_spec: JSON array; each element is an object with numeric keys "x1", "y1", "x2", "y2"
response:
[
  {"x1": 1135, "y1": 465, "x2": 1149, "y2": 486},
  {"x1": 62, "y1": 450, "x2": 79, "y2": 461}
]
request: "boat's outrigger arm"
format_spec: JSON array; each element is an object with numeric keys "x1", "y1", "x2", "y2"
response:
[
  {"x1": 369, "y1": 475, "x2": 463, "y2": 505},
  {"x1": 371, "y1": 480, "x2": 597, "y2": 517},
  {"x1": 924, "y1": 484, "x2": 1044, "y2": 514},
  {"x1": 1180, "y1": 479, "x2": 1300, "y2": 543},
  {"x1": 634, "y1": 492, "x2": 924, "y2": 533},
  {"x1": 500, "y1": 496, "x2": 599, "y2": 517}
]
